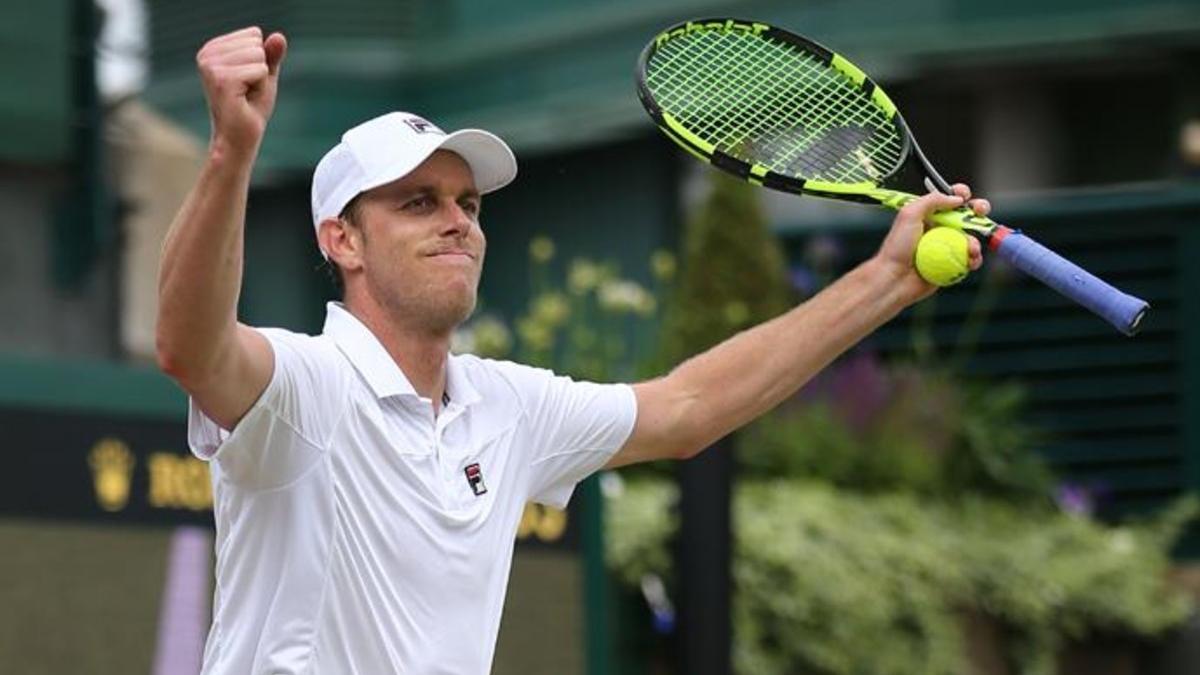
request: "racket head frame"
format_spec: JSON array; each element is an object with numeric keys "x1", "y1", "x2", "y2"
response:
[
  {"x1": 635, "y1": 18, "x2": 929, "y2": 205},
  {"x1": 634, "y1": 18, "x2": 1151, "y2": 336}
]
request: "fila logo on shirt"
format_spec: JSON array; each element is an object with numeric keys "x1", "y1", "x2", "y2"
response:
[{"x1": 464, "y1": 463, "x2": 487, "y2": 496}]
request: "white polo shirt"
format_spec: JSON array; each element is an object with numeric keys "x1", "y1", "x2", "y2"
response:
[{"x1": 188, "y1": 303, "x2": 637, "y2": 675}]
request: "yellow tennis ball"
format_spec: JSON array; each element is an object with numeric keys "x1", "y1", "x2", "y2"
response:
[{"x1": 915, "y1": 227, "x2": 970, "y2": 287}]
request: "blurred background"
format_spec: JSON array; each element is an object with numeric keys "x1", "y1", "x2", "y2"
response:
[{"x1": 2, "y1": 0, "x2": 1200, "y2": 673}]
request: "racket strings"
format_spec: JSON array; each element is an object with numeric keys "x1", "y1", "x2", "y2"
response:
[
  {"x1": 787, "y1": 65, "x2": 899, "y2": 180},
  {"x1": 645, "y1": 30, "x2": 905, "y2": 184},
  {"x1": 651, "y1": 31, "x2": 894, "y2": 179},
  {"x1": 655, "y1": 35, "x2": 801, "y2": 151},
  {"x1": 655, "y1": 34, "x2": 784, "y2": 146},
  {"x1": 654, "y1": 40, "x2": 861, "y2": 176}
]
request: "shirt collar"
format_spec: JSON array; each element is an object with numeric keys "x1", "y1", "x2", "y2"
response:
[
  {"x1": 322, "y1": 302, "x2": 480, "y2": 407},
  {"x1": 445, "y1": 351, "x2": 482, "y2": 408}
]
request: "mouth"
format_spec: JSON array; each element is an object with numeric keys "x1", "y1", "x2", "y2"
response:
[{"x1": 427, "y1": 249, "x2": 476, "y2": 260}]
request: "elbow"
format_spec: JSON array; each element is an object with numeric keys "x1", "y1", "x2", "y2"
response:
[
  {"x1": 655, "y1": 386, "x2": 713, "y2": 461},
  {"x1": 664, "y1": 410, "x2": 714, "y2": 461},
  {"x1": 668, "y1": 396, "x2": 732, "y2": 461},
  {"x1": 155, "y1": 334, "x2": 187, "y2": 381},
  {"x1": 155, "y1": 329, "x2": 204, "y2": 387},
  {"x1": 632, "y1": 378, "x2": 718, "y2": 463},
  {"x1": 677, "y1": 432, "x2": 725, "y2": 461},
  {"x1": 672, "y1": 438, "x2": 707, "y2": 461}
]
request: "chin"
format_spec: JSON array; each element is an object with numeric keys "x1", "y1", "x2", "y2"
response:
[{"x1": 435, "y1": 290, "x2": 478, "y2": 331}]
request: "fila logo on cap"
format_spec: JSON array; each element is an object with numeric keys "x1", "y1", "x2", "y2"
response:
[
  {"x1": 464, "y1": 463, "x2": 487, "y2": 496},
  {"x1": 404, "y1": 116, "x2": 443, "y2": 135}
]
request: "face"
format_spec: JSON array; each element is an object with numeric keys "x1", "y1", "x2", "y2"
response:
[{"x1": 335, "y1": 150, "x2": 486, "y2": 336}]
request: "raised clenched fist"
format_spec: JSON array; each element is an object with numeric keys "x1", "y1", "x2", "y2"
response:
[{"x1": 196, "y1": 27, "x2": 287, "y2": 159}]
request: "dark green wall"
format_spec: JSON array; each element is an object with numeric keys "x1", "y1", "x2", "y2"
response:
[
  {"x1": 142, "y1": 0, "x2": 1200, "y2": 174},
  {"x1": 0, "y1": 0, "x2": 72, "y2": 163}
]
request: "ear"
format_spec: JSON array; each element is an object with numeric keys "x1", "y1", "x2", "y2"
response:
[{"x1": 317, "y1": 217, "x2": 364, "y2": 273}]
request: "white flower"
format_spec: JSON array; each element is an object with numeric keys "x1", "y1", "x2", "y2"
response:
[
  {"x1": 598, "y1": 280, "x2": 656, "y2": 316},
  {"x1": 452, "y1": 315, "x2": 512, "y2": 357}
]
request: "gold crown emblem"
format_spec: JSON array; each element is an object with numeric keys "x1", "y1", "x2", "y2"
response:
[{"x1": 88, "y1": 438, "x2": 136, "y2": 512}]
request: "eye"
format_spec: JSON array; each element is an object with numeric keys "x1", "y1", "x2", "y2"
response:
[
  {"x1": 402, "y1": 194, "x2": 436, "y2": 212},
  {"x1": 459, "y1": 199, "x2": 481, "y2": 218}
]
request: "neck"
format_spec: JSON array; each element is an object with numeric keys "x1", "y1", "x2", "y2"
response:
[{"x1": 345, "y1": 300, "x2": 453, "y2": 408}]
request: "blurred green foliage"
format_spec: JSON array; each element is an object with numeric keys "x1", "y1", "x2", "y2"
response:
[
  {"x1": 738, "y1": 361, "x2": 1054, "y2": 500},
  {"x1": 657, "y1": 172, "x2": 792, "y2": 366},
  {"x1": 454, "y1": 235, "x2": 672, "y2": 383},
  {"x1": 606, "y1": 479, "x2": 1197, "y2": 675}
]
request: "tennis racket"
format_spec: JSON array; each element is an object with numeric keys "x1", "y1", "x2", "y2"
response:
[{"x1": 635, "y1": 18, "x2": 1149, "y2": 336}]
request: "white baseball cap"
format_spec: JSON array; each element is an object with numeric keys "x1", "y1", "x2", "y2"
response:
[{"x1": 310, "y1": 111, "x2": 517, "y2": 253}]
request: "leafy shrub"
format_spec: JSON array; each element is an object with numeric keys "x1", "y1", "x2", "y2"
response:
[{"x1": 605, "y1": 479, "x2": 1196, "y2": 675}]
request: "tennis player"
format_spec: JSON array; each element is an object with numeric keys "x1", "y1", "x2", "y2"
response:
[{"x1": 156, "y1": 28, "x2": 985, "y2": 674}]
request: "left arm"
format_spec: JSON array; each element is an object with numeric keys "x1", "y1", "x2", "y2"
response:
[{"x1": 605, "y1": 188, "x2": 986, "y2": 468}]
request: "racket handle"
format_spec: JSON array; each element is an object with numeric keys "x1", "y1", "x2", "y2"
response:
[{"x1": 990, "y1": 227, "x2": 1149, "y2": 336}]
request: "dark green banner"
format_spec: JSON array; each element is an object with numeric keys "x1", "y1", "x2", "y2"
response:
[{"x1": 2, "y1": 405, "x2": 578, "y2": 548}]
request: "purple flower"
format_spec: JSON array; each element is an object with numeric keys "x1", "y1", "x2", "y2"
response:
[
  {"x1": 805, "y1": 234, "x2": 843, "y2": 270},
  {"x1": 793, "y1": 350, "x2": 890, "y2": 434},
  {"x1": 828, "y1": 351, "x2": 890, "y2": 432},
  {"x1": 790, "y1": 265, "x2": 818, "y2": 296},
  {"x1": 1055, "y1": 483, "x2": 1095, "y2": 516}
]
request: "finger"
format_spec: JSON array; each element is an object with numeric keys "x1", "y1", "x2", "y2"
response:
[
  {"x1": 209, "y1": 36, "x2": 267, "y2": 54},
  {"x1": 220, "y1": 26, "x2": 263, "y2": 41},
  {"x1": 197, "y1": 37, "x2": 265, "y2": 68},
  {"x1": 968, "y1": 198, "x2": 991, "y2": 217},
  {"x1": 900, "y1": 191, "x2": 964, "y2": 225},
  {"x1": 212, "y1": 63, "x2": 270, "y2": 89},
  {"x1": 949, "y1": 183, "x2": 972, "y2": 201},
  {"x1": 210, "y1": 45, "x2": 267, "y2": 67},
  {"x1": 199, "y1": 29, "x2": 261, "y2": 55},
  {"x1": 264, "y1": 32, "x2": 287, "y2": 76},
  {"x1": 967, "y1": 237, "x2": 983, "y2": 271}
]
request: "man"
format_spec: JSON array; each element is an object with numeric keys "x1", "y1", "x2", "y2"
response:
[{"x1": 156, "y1": 27, "x2": 986, "y2": 675}]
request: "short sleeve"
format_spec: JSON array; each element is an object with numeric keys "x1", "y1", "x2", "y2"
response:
[
  {"x1": 187, "y1": 328, "x2": 345, "y2": 491},
  {"x1": 495, "y1": 363, "x2": 636, "y2": 508}
]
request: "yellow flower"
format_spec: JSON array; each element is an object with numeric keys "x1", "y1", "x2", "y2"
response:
[
  {"x1": 723, "y1": 301, "x2": 749, "y2": 326},
  {"x1": 568, "y1": 259, "x2": 603, "y2": 295},
  {"x1": 471, "y1": 316, "x2": 513, "y2": 357},
  {"x1": 532, "y1": 292, "x2": 570, "y2": 327},
  {"x1": 650, "y1": 250, "x2": 676, "y2": 281},
  {"x1": 517, "y1": 316, "x2": 554, "y2": 352},
  {"x1": 529, "y1": 236, "x2": 555, "y2": 264}
]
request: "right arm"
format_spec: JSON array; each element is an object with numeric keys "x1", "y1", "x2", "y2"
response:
[{"x1": 156, "y1": 27, "x2": 288, "y2": 430}]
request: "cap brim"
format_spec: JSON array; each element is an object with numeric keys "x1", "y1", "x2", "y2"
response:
[
  {"x1": 440, "y1": 129, "x2": 518, "y2": 194},
  {"x1": 358, "y1": 128, "x2": 517, "y2": 198}
]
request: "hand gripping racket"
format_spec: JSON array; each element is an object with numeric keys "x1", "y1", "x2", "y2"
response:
[{"x1": 636, "y1": 18, "x2": 1149, "y2": 336}]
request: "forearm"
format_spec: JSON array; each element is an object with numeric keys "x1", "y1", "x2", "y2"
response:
[
  {"x1": 664, "y1": 257, "x2": 917, "y2": 453},
  {"x1": 156, "y1": 142, "x2": 256, "y2": 381},
  {"x1": 614, "y1": 190, "x2": 983, "y2": 468}
]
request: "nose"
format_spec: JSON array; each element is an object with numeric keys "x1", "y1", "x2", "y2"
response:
[{"x1": 441, "y1": 200, "x2": 474, "y2": 238}]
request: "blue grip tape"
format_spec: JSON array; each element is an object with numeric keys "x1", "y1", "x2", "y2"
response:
[{"x1": 994, "y1": 232, "x2": 1149, "y2": 336}]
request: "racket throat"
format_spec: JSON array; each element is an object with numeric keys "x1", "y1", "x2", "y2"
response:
[{"x1": 986, "y1": 225, "x2": 1015, "y2": 252}]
